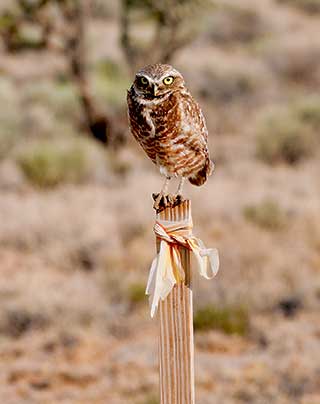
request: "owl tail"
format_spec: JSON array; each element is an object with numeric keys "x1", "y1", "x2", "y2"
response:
[{"x1": 188, "y1": 157, "x2": 214, "y2": 186}]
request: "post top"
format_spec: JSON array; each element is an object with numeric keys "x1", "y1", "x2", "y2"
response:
[
  {"x1": 152, "y1": 193, "x2": 190, "y2": 214},
  {"x1": 152, "y1": 193, "x2": 191, "y2": 221}
]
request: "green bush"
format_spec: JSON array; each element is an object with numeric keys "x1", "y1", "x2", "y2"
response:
[
  {"x1": 137, "y1": 394, "x2": 159, "y2": 404},
  {"x1": 18, "y1": 142, "x2": 88, "y2": 188},
  {"x1": 127, "y1": 282, "x2": 146, "y2": 305},
  {"x1": 256, "y1": 112, "x2": 313, "y2": 164},
  {"x1": 293, "y1": 96, "x2": 320, "y2": 132},
  {"x1": 243, "y1": 199, "x2": 287, "y2": 231},
  {"x1": 93, "y1": 59, "x2": 131, "y2": 108},
  {"x1": 194, "y1": 305, "x2": 250, "y2": 336}
]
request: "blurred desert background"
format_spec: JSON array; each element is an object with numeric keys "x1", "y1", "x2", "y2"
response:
[{"x1": 0, "y1": 0, "x2": 320, "y2": 403}]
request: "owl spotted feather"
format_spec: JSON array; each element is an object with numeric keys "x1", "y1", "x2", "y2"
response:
[{"x1": 127, "y1": 64, "x2": 214, "y2": 208}]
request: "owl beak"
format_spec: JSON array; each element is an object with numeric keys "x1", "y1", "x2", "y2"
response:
[{"x1": 152, "y1": 84, "x2": 158, "y2": 96}]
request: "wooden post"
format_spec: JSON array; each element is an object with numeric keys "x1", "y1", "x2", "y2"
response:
[{"x1": 156, "y1": 200, "x2": 195, "y2": 404}]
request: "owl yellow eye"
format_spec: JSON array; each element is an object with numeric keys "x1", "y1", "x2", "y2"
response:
[
  {"x1": 163, "y1": 76, "x2": 174, "y2": 85},
  {"x1": 139, "y1": 76, "x2": 149, "y2": 85}
]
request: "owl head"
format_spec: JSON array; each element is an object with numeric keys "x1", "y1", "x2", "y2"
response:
[{"x1": 132, "y1": 64, "x2": 185, "y2": 99}]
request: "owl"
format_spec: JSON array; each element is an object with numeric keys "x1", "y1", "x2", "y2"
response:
[{"x1": 127, "y1": 63, "x2": 214, "y2": 208}]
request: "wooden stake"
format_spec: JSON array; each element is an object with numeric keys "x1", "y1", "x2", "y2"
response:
[{"x1": 156, "y1": 200, "x2": 195, "y2": 404}]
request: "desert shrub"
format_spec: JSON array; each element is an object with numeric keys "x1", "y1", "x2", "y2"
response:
[
  {"x1": 208, "y1": 4, "x2": 267, "y2": 44},
  {"x1": 121, "y1": 222, "x2": 146, "y2": 245},
  {"x1": 95, "y1": 59, "x2": 123, "y2": 79},
  {"x1": 103, "y1": 269, "x2": 127, "y2": 305},
  {"x1": 0, "y1": 132, "x2": 18, "y2": 160},
  {"x1": 262, "y1": 37, "x2": 320, "y2": 83},
  {"x1": 243, "y1": 199, "x2": 287, "y2": 231},
  {"x1": 194, "y1": 304, "x2": 250, "y2": 336},
  {"x1": 23, "y1": 80, "x2": 80, "y2": 122},
  {"x1": 277, "y1": 0, "x2": 320, "y2": 14},
  {"x1": 93, "y1": 59, "x2": 131, "y2": 108},
  {"x1": 1, "y1": 309, "x2": 48, "y2": 338},
  {"x1": 138, "y1": 394, "x2": 159, "y2": 404},
  {"x1": 18, "y1": 141, "x2": 88, "y2": 188},
  {"x1": 200, "y1": 65, "x2": 259, "y2": 103},
  {"x1": 277, "y1": 296, "x2": 302, "y2": 318},
  {"x1": 256, "y1": 111, "x2": 313, "y2": 164},
  {"x1": 127, "y1": 282, "x2": 146, "y2": 305},
  {"x1": 0, "y1": 79, "x2": 22, "y2": 159},
  {"x1": 90, "y1": 0, "x2": 119, "y2": 19},
  {"x1": 106, "y1": 149, "x2": 132, "y2": 178},
  {"x1": 108, "y1": 157, "x2": 131, "y2": 178},
  {"x1": 293, "y1": 96, "x2": 320, "y2": 133},
  {"x1": 0, "y1": 80, "x2": 79, "y2": 145}
]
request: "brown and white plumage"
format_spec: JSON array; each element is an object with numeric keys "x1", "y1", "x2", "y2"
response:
[{"x1": 127, "y1": 63, "x2": 214, "y2": 197}]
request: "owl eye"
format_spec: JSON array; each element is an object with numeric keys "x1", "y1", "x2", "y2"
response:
[
  {"x1": 139, "y1": 76, "x2": 149, "y2": 86},
  {"x1": 163, "y1": 76, "x2": 174, "y2": 85}
]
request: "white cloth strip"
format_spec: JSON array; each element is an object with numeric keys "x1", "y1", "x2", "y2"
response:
[{"x1": 146, "y1": 217, "x2": 219, "y2": 317}]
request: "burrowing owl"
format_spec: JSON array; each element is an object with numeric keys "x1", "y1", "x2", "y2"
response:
[{"x1": 127, "y1": 63, "x2": 214, "y2": 207}]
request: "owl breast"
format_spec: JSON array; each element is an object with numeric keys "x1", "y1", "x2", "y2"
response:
[{"x1": 127, "y1": 87, "x2": 210, "y2": 181}]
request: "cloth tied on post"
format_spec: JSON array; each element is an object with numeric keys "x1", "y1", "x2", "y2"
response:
[{"x1": 146, "y1": 217, "x2": 219, "y2": 318}]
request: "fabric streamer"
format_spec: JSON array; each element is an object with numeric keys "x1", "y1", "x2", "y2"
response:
[{"x1": 146, "y1": 217, "x2": 219, "y2": 318}]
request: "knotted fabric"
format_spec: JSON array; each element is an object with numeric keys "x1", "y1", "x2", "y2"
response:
[{"x1": 146, "y1": 217, "x2": 219, "y2": 317}]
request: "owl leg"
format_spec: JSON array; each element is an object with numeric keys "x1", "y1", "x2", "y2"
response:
[
  {"x1": 176, "y1": 177, "x2": 185, "y2": 196},
  {"x1": 172, "y1": 177, "x2": 186, "y2": 205},
  {"x1": 153, "y1": 176, "x2": 171, "y2": 211},
  {"x1": 161, "y1": 176, "x2": 170, "y2": 194}
]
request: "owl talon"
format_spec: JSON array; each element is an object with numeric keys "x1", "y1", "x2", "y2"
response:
[
  {"x1": 152, "y1": 193, "x2": 173, "y2": 212},
  {"x1": 152, "y1": 192, "x2": 167, "y2": 212},
  {"x1": 174, "y1": 194, "x2": 184, "y2": 205},
  {"x1": 167, "y1": 194, "x2": 175, "y2": 205},
  {"x1": 152, "y1": 192, "x2": 185, "y2": 212}
]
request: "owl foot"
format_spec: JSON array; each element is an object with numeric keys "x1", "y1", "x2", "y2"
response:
[
  {"x1": 152, "y1": 193, "x2": 185, "y2": 213},
  {"x1": 153, "y1": 192, "x2": 171, "y2": 212},
  {"x1": 174, "y1": 194, "x2": 185, "y2": 206}
]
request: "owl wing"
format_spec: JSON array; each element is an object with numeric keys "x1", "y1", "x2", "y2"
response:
[
  {"x1": 176, "y1": 92, "x2": 213, "y2": 185},
  {"x1": 179, "y1": 92, "x2": 210, "y2": 154}
]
